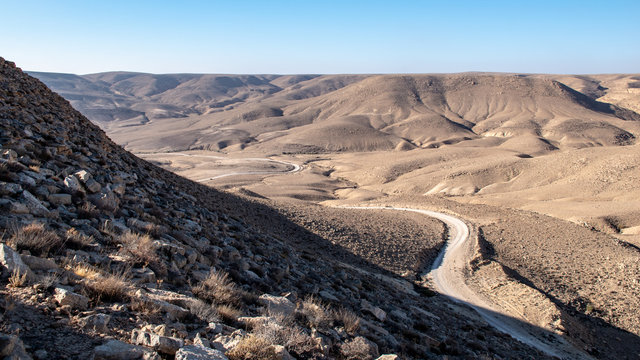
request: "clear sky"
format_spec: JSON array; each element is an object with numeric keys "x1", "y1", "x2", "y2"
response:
[{"x1": 2, "y1": 0, "x2": 639, "y2": 74}]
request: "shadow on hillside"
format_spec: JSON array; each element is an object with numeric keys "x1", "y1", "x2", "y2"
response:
[
  {"x1": 147, "y1": 162, "x2": 640, "y2": 359},
  {"x1": 477, "y1": 229, "x2": 640, "y2": 359},
  {"x1": 0, "y1": 289, "x2": 101, "y2": 359}
]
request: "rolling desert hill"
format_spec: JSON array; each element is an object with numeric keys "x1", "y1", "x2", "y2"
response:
[{"x1": 32, "y1": 71, "x2": 640, "y2": 155}]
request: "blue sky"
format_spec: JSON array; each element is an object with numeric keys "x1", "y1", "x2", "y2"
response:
[{"x1": 2, "y1": 0, "x2": 639, "y2": 74}]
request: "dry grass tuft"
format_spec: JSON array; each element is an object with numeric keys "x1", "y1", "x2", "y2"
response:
[
  {"x1": 8, "y1": 270, "x2": 28, "y2": 288},
  {"x1": 118, "y1": 231, "x2": 159, "y2": 266},
  {"x1": 339, "y1": 337, "x2": 378, "y2": 360},
  {"x1": 37, "y1": 272, "x2": 60, "y2": 290},
  {"x1": 226, "y1": 335, "x2": 278, "y2": 360},
  {"x1": 64, "y1": 228, "x2": 94, "y2": 249},
  {"x1": 83, "y1": 271, "x2": 131, "y2": 303},
  {"x1": 299, "y1": 296, "x2": 334, "y2": 329},
  {"x1": 129, "y1": 298, "x2": 162, "y2": 317},
  {"x1": 252, "y1": 322, "x2": 317, "y2": 357},
  {"x1": 334, "y1": 307, "x2": 361, "y2": 335},
  {"x1": 193, "y1": 269, "x2": 241, "y2": 306},
  {"x1": 9, "y1": 223, "x2": 62, "y2": 256},
  {"x1": 216, "y1": 304, "x2": 242, "y2": 323},
  {"x1": 70, "y1": 262, "x2": 101, "y2": 280},
  {"x1": 187, "y1": 299, "x2": 220, "y2": 322}
]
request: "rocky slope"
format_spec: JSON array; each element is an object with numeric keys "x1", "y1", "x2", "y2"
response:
[{"x1": 0, "y1": 58, "x2": 556, "y2": 359}]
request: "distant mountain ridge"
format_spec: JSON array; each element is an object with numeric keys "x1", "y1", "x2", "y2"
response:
[{"x1": 30, "y1": 70, "x2": 640, "y2": 155}]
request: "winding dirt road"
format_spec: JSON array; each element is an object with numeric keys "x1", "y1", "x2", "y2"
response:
[
  {"x1": 340, "y1": 206, "x2": 590, "y2": 359},
  {"x1": 137, "y1": 152, "x2": 301, "y2": 182}
]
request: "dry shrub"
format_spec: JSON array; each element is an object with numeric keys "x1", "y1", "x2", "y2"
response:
[
  {"x1": 83, "y1": 271, "x2": 131, "y2": 303},
  {"x1": 38, "y1": 272, "x2": 60, "y2": 290},
  {"x1": 129, "y1": 298, "x2": 162, "y2": 318},
  {"x1": 192, "y1": 269, "x2": 240, "y2": 306},
  {"x1": 252, "y1": 322, "x2": 317, "y2": 358},
  {"x1": 140, "y1": 222, "x2": 163, "y2": 238},
  {"x1": 188, "y1": 299, "x2": 220, "y2": 323},
  {"x1": 70, "y1": 263, "x2": 101, "y2": 280},
  {"x1": 226, "y1": 335, "x2": 278, "y2": 360},
  {"x1": 118, "y1": 231, "x2": 159, "y2": 266},
  {"x1": 9, "y1": 223, "x2": 62, "y2": 256},
  {"x1": 65, "y1": 228, "x2": 93, "y2": 249},
  {"x1": 339, "y1": 337, "x2": 378, "y2": 360},
  {"x1": 216, "y1": 304, "x2": 241, "y2": 323},
  {"x1": 298, "y1": 296, "x2": 334, "y2": 329},
  {"x1": 334, "y1": 307, "x2": 361, "y2": 335},
  {"x1": 8, "y1": 270, "x2": 28, "y2": 288}
]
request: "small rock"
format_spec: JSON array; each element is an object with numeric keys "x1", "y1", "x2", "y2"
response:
[
  {"x1": 17, "y1": 173, "x2": 36, "y2": 187},
  {"x1": 131, "y1": 267, "x2": 156, "y2": 284},
  {"x1": 0, "y1": 244, "x2": 35, "y2": 281},
  {"x1": 376, "y1": 355, "x2": 399, "y2": 360},
  {"x1": 258, "y1": 294, "x2": 295, "y2": 317},
  {"x1": 319, "y1": 290, "x2": 339, "y2": 302},
  {"x1": 112, "y1": 182, "x2": 126, "y2": 195},
  {"x1": 76, "y1": 313, "x2": 111, "y2": 333},
  {"x1": 273, "y1": 345, "x2": 295, "y2": 360},
  {"x1": 193, "y1": 333, "x2": 210, "y2": 348},
  {"x1": 54, "y1": 287, "x2": 89, "y2": 310},
  {"x1": 8, "y1": 201, "x2": 29, "y2": 214},
  {"x1": 85, "y1": 178, "x2": 101, "y2": 193},
  {"x1": 154, "y1": 325, "x2": 170, "y2": 337},
  {"x1": 131, "y1": 329, "x2": 184, "y2": 355},
  {"x1": 20, "y1": 254, "x2": 58, "y2": 271},
  {"x1": 133, "y1": 292, "x2": 189, "y2": 321},
  {"x1": 175, "y1": 345, "x2": 228, "y2": 360},
  {"x1": 207, "y1": 322, "x2": 223, "y2": 335},
  {"x1": 48, "y1": 193, "x2": 72, "y2": 205},
  {"x1": 211, "y1": 333, "x2": 242, "y2": 353},
  {"x1": 89, "y1": 189, "x2": 118, "y2": 211},
  {"x1": 63, "y1": 175, "x2": 82, "y2": 192},
  {"x1": 0, "y1": 181, "x2": 22, "y2": 195},
  {"x1": 172, "y1": 253, "x2": 187, "y2": 269},
  {"x1": 94, "y1": 339, "x2": 160, "y2": 360},
  {"x1": 1, "y1": 149, "x2": 17, "y2": 161},
  {"x1": 74, "y1": 170, "x2": 92, "y2": 182},
  {"x1": 361, "y1": 299, "x2": 387, "y2": 322},
  {"x1": 21, "y1": 190, "x2": 49, "y2": 217}
]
